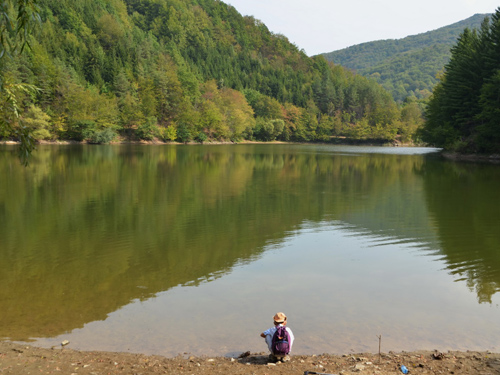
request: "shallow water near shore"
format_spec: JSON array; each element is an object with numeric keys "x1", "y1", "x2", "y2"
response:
[{"x1": 1, "y1": 144, "x2": 499, "y2": 357}]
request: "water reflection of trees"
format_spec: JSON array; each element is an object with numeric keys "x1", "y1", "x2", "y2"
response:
[
  {"x1": 420, "y1": 159, "x2": 500, "y2": 303},
  {"x1": 2, "y1": 145, "x2": 487, "y2": 341}
]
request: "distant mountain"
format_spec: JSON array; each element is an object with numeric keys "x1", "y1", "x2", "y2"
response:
[{"x1": 321, "y1": 14, "x2": 489, "y2": 102}]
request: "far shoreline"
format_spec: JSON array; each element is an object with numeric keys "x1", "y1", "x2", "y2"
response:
[
  {"x1": 441, "y1": 151, "x2": 500, "y2": 163},
  {"x1": 1, "y1": 138, "x2": 419, "y2": 147},
  {"x1": 8, "y1": 139, "x2": 500, "y2": 164}
]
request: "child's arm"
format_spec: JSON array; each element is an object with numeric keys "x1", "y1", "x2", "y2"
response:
[{"x1": 261, "y1": 327, "x2": 272, "y2": 338}]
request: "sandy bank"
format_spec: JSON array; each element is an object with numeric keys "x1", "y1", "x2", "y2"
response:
[{"x1": 1, "y1": 342, "x2": 499, "y2": 374}]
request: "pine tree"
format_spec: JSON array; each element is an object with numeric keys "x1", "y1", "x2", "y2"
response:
[{"x1": 423, "y1": 9, "x2": 500, "y2": 153}]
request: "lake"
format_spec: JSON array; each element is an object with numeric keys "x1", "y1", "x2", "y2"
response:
[{"x1": 1, "y1": 144, "x2": 499, "y2": 357}]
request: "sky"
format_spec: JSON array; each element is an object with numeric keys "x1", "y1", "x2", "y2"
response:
[{"x1": 224, "y1": 0, "x2": 499, "y2": 56}]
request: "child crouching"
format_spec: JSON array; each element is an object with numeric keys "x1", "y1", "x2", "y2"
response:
[{"x1": 260, "y1": 312, "x2": 294, "y2": 362}]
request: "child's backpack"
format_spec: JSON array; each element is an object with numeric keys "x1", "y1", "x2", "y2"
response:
[{"x1": 271, "y1": 326, "x2": 291, "y2": 355}]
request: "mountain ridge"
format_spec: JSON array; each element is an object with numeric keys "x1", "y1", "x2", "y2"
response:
[{"x1": 321, "y1": 13, "x2": 489, "y2": 101}]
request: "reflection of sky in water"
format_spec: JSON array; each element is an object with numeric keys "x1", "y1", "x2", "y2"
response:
[
  {"x1": 294, "y1": 145, "x2": 442, "y2": 156},
  {"x1": 30, "y1": 221, "x2": 500, "y2": 357}
]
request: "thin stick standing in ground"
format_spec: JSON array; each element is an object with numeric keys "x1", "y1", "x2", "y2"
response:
[{"x1": 377, "y1": 335, "x2": 382, "y2": 363}]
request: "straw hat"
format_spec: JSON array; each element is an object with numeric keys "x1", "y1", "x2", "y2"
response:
[{"x1": 273, "y1": 312, "x2": 287, "y2": 323}]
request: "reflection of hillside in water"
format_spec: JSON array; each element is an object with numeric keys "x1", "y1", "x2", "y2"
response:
[
  {"x1": 420, "y1": 160, "x2": 500, "y2": 304},
  {"x1": 2, "y1": 145, "x2": 497, "y2": 342},
  {"x1": 337, "y1": 175, "x2": 439, "y2": 249},
  {"x1": 0, "y1": 145, "x2": 289, "y2": 340},
  {"x1": 340, "y1": 156, "x2": 500, "y2": 304}
]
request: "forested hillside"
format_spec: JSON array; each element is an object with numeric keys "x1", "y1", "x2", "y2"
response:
[
  {"x1": 420, "y1": 10, "x2": 500, "y2": 154},
  {"x1": 322, "y1": 14, "x2": 488, "y2": 102},
  {"x1": 0, "y1": 0, "x2": 422, "y2": 148}
]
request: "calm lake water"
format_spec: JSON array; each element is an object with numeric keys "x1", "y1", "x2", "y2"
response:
[{"x1": 1, "y1": 144, "x2": 499, "y2": 357}]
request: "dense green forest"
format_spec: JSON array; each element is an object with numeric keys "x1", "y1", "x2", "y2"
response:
[
  {"x1": 420, "y1": 9, "x2": 500, "y2": 154},
  {"x1": 0, "y1": 0, "x2": 423, "y2": 149},
  {"x1": 322, "y1": 14, "x2": 487, "y2": 102}
]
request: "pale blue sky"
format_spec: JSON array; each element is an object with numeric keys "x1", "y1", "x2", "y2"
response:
[{"x1": 225, "y1": 0, "x2": 499, "y2": 55}]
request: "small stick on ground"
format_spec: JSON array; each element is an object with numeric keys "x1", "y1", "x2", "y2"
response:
[{"x1": 377, "y1": 335, "x2": 382, "y2": 363}]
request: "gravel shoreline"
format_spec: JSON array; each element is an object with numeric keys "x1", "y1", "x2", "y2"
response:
[{"x1": 1, "y1": 342, "x2": 499, "y2": 374}]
